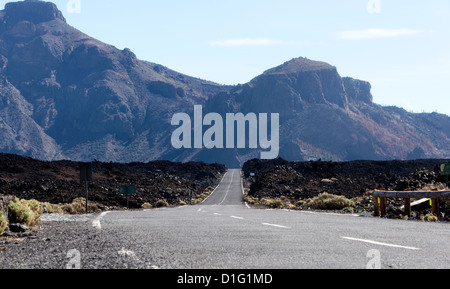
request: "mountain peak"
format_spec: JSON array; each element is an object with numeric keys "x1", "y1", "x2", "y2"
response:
[
  {"x1": 263, "y1": 57, "x2": 335, "y2": 75},
  {"x1": 3, "y1": 0, "x2": 66, "y2": 25}
]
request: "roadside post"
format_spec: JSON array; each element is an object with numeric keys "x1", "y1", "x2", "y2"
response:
[
  {"x1": 119, "y1": 185, "x2": 136, "y2": 209},
  {"x1": 79, "y1": 162, "x2": 93, "y2": 214},
  {"x1": 441, "y1": 162, "x2": 450, "y2": 189}
]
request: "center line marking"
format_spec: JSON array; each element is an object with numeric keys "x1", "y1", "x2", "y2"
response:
[
  {"x1": 92, "y1": 211, "x2": 109, "y2": 230},
  {"x1": 342, "y1": 237, "x2": 420, "y2": 250},
  {"x1": 262, "y1": 223, "x2": 290, "y2": 229},
  {"x1": 231, "y1": 216, "x2": 244, "y2": 220}
]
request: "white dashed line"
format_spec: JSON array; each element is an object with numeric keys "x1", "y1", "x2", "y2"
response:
[
  {"x1": 262, "y1": 223, "x2": 290, "y2": 229},
  {"x1": 230, "y1": 216, "x2": 244, "y2": 220},
  {"x1": 342, "y1": 237, "x2": 420, "y2": 250}
]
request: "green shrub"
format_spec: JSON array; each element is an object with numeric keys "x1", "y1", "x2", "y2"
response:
[
  {"x1": 61, "y1": 197, "x2": 99, "y2": 214},
  {"x1": 155, "y1": 199, "x2": 169, "y2": 208},
  {"x1": 306, "y1": 193, "x2": 355, "y2": 211},
  {"x1": 0, "y1": 209, "x2": 7, "y2": 235},
  {"x1": 41, "y1": 202, "x2": 64, "y2": 214},
  {"x1": 423, "y1": 214, "x2": 438, "y2": 222},
  {"x1": 243, "y1": 194, "x2": 259, "y2": 206},
  {"x1": 296, "y1": 200, "x2": 306, "y2": 207},
  {"x1": 8, "y1": 198, "x2": 42, "y2": 227},
  {"x1": 142, "y1": 202, "x2": 152, "y2": 209}
]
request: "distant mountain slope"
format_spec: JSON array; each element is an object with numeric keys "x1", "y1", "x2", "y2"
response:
[
  {"x1": 0, "y1": 1, "x2": 448, "y2": 168},
  {"x1": 200, "y1": 58, "x2": 450, "y2": 166}
]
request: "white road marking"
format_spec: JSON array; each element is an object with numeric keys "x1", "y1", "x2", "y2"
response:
[
  {"x1": 342, "y1": 237, "x2": 420, "y2": 250},
  {"x1": 219, "y1": 170, "x2": 234, "y2": 205},
  {"x1": 298, "y1": 211, "x2": 360, "y2": 217},
  {"x1": 213, "y1": 213, "x2": 222, "y2": 216},
  {"x1": 201, "y1": 171, "x2": 227, "y2": 204},
  {"x1": 231, "y1": 216, "x2": 244, "y2": 220},
  {"x1": 92, "y1": 212, "x2": 109, "y2": 230},
  {"x1": 262, "y1": 223, "x2": 290, "y2": 229}
]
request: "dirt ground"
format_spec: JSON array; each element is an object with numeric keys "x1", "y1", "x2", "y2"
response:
[
  {"x1": 0, "y1": 153, "x2": 226, "y2": 210},
  {"x1": 242, "y1": 158, "x2": 450, "y2": 220}
]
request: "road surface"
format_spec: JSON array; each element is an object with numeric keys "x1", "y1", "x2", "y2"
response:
[
  {"x1": 100, "y1": 169, "x2": 450, "y2": 269},
  {"x1": 2, "y1": 169, "x2": 450, "y2": 269}
]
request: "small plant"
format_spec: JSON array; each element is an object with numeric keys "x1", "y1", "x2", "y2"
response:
[
  {"x1": 296, "y1": 200, "x2": 306, "y2": 207},
  {"x1": 192, "y1": 198, "x2": 203, "y2": 205},
  {"x1": 343, "y1": 207, "x2": 354, "y2": 213},
  {"x1": 142, "y1": 202, "x2": 152, "y2": 209},
  {"x1": 306, "y1": 193, "x2": 355, "y2": 211},
  {"x1": 423, "y1": 214, "x2": 438, "y2": 222},
  {"x1": 61, "y1": 197, "x2": 99, "y2": 214},
  {"x1": 243, "y1": 194, "x2": 259, "y2": 206},
  {"x1": 41, "y1": 202, "x2": 64, "y2": 214},
  {"x1": 155, "y1": 199, "x2": 169, "y2": 208},
  {"x1": 179, "y1": 200, "x2": 187, "y2": 206},
  {"x1": 8, "y1": 198, "x2": 42, "y2": 227},
  {"x1": 0, "y1": 209, "x2": 7, "y2": 235}
]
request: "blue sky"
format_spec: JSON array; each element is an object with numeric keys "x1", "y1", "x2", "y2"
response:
[{"x1": 5, "y1": 0, "x2": 450, "y2": 115}]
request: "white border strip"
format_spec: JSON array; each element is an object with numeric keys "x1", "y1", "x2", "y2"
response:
[
  {"x1": 201, "y1": 170, "x2": 227, "y2": 204},
  {"x1": 92, "y1": 211, "x2": 109, "y2": 230},
  {"x1": 262, "y1": 222, "x2": 290, "y2": 229},
  {"x1": 342, "y1": 236, "x2": 420, "y2": 250}
]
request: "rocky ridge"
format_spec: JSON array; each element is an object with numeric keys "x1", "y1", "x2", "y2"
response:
[{"x1": 0, "y1": 1, "x2": 448, "y2": 168}]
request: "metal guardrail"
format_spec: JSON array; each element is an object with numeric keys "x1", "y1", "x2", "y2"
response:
[{"x1": 372, "y1": 190, "x2": 450, "y2": 219}]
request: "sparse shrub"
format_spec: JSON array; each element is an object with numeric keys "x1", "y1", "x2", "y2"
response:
[
  {"x1": 243, "y1": 194, "x2": 259, "y2": 206},
  {"x1": 61, "y1": 197, "x2": 99, "y2": 214},
  {"x1": 8, "y1": 198, "x2": 42, "y2": 227},
  {"x1": 41, "y1": 202, "x2": 64, "y2": 214},
  {"x1": 306, "y1": 193, "x2": 355, "y2": 211},
  {"x1": 192, "y1": 198, "x2": 203, "y2": 205},
  {"x1": 268, "y1": 198, "x2": 284, "y2": 209},
  {"x1": 423, "y1": 214, "x2": 438, "y2": 222},
  {"x1": 179, "y1": 200, "x2": 187, "y2": 206},
  {"x1": 155, "y1": 199, "x2": 169, "y2": 208},
  {"x1": 0, "y1": 209, "x2": 7, "y2": 235},
  {"x1": 343, "y1": 207, "x2": 354, "y2": 213},
  {"x1": 260, "y1": 198, "x2": 284, "y2": 209},
  {"x1": 296, "y1": 200, "x2": 306, "y2": 207},
  {"x1": 142, "y1": 202, "x2": 152, "y2": 209}
]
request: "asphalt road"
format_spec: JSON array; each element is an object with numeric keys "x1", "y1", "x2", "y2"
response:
[
  {"x1": 2, "y1": 169, "x2": 450, "y2": 269},
  {"x1": 99, "y1": 169, "x2": 450, "y2": 269}
]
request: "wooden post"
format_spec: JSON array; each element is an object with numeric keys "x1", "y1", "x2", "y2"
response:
[
  {"x1": 373, "y1": 195, "x2": 380, "y2": 217},
  {"x1": 432, "y1": 198, "x2": 439, "y2": 217},
  {"x1": 380, "y1": 197, "x2": 387, "y2": 217},
  {"x1": 404, "y1": 198, "x2": 411, "y2": 218}
]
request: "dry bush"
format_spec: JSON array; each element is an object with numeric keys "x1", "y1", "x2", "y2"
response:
[
  {"x1": 7, "y1": 198, "x2": 43, "y2": 227},
  {"x1": 0, "y1": 209, "x2": 7, "y2": 235},
  {"x1": 306, "y1": 193, "x2": 355, "y2": 210}
]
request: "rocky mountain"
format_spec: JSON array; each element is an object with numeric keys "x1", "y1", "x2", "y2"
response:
[
  {"x1": 0, "y1": 0, "x2": 229, "y2": 162},
  {"x1": 0, "y1": 0, "x2": 448, "y2": 168},
  {"x1": 199, "y1": 58, "x2": 450, "y2": 167}
]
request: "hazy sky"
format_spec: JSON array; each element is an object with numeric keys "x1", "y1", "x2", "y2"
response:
[{"x1": 5, "y1": 0, "x2": 450, "y2": 115}]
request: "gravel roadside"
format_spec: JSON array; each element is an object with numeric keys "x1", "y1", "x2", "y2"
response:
[{"x1": 0, "y1": 213, "x2": 156, "y2": 269}]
